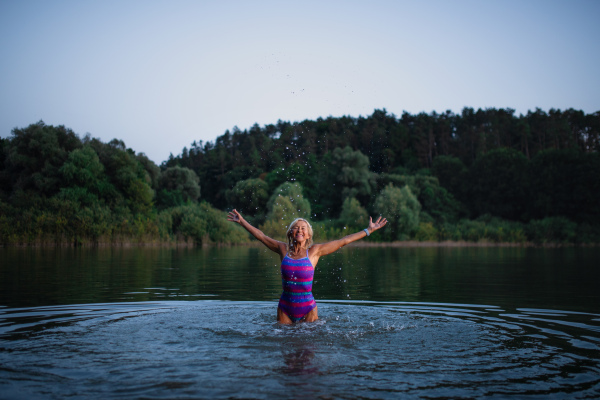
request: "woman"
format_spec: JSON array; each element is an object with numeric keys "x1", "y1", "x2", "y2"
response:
[{"x1": 227, "y1": 209, "x2": 387, "y2": 324}]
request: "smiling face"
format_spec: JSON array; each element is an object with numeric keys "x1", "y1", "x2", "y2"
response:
[
  {"x1": 286, "y1": 218, "x2": 314, "y2": 249},
  {"x1": 291, "y1": 221, "x2": 309, "y2": 242}
]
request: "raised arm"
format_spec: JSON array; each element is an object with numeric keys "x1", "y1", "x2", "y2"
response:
[
  {"x1": 312, "y1": 216, "x2": 387, "y2": 259},
  {"x1": 227, "y1": 209, "x2": 286, "y2": 256}
]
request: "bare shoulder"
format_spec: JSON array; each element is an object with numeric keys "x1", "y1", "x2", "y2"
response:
[
  {"x1": 307, "y1": 244, "x2": 322, "y2": 267},
  {"x1": 260, "y1": 236, "x2": 287, "y2": 257},
  {"x1": 309, "y1": 243, "x2": 326, "y2": 257},
  {"x1": 276, "y1": 241, "x2": 288, "y2": 257}
]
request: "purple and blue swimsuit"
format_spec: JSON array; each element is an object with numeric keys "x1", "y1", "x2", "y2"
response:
[{"x1": 278, "y1": 250, "x2": 317, "y2": 322}]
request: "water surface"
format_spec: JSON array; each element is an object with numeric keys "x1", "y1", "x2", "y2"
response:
[{"x1": 1, "y1": 246, "x2": 599, "y2": 399}]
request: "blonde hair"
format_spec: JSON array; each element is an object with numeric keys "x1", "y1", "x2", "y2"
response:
[{"x1": 286, "y1": 218, "x2": 314, "y2": 250}]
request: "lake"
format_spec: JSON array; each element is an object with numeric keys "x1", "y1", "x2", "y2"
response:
[{"x1": 1, "y1": 246, "x2": 599, "y2": 399}]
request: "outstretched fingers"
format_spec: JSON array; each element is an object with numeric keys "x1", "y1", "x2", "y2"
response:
[
  {"x1": 227, "y1": 209, "x2": 241, "y2": 222},
  {"x1": 377, "y1": 217, "x2": 388, "y2": 228},
  {"x1": 370, "y1": 216, "x2": 388, "y2": 230}
]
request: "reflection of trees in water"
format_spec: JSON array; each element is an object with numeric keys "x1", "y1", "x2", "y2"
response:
[
  {"x1": 315, "y1": 247, "x2": 422, "y2": 301},
  {"x1": 0, "y1": 247, "x2": 177, "y2": 306},
  {"x1": 1, "y1": 246, "x2": 285, "y2": 306},
  {"x1": 366, "y1": 247, "x2": 421, "y2": 301},
  {"x1": 4, "y1": 246, "x2": 599, "y2": 310}
]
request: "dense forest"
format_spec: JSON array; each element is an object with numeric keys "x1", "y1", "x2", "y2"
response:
[{"x1": 1, "y1": 107, "x2": 599, "y2": 246}]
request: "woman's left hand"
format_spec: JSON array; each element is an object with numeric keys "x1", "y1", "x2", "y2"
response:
[{"x1": 368, "y1": 216, "x2": 388, "y2": 233}]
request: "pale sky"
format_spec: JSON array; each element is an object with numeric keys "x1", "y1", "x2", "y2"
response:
[{"x1": 1, "y1": 0, "x2": 599, "y2": 164}]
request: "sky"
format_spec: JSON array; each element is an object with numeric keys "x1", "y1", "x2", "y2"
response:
[{"x1": 1, "y1": 0, "x2": 599, "y2": 164}]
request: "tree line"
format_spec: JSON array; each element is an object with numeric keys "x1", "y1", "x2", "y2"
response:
[{"x1": 1, "y1": 106, "x2": 599, "y2": 246}]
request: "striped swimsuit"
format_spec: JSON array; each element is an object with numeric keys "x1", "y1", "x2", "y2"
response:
[{"x1": 278, "y1": 250, "x2": 317, "y2": 322}]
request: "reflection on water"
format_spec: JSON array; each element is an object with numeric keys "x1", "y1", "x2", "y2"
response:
[
  {"x1": 0, "y1": 301, "x2": 599, "y2": 399},
  {"x1": 1, "y1": 246, "x2": 599, "y2": 398},
  {"x1": 280, "y1": 345, "x2": 317, "y2": 376},
  {"x1": 1, "y1": 246, "x2": 599, "y2": 312}
]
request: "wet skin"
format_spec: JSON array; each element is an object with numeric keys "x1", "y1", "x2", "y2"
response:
[{"x1": 227, "y1": 209, "x2": 387, "y2": 324}]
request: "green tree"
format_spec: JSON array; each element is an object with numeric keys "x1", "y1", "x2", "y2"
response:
[
  {"x1": 466, "y1": 148, "x2": 530, "y2": 220},
  {"x1": 333, "y1": 146, "x2": 375, "y2": 199},
  {"x1": 413, "y1": 175, "x2": 464, "y2": 223},
  {"x1": 158, "y1": 202, "x2": 248, "y2": 245},
  {"x1": 377, "y1": 173, "x2": 464, "y2": 223},
  {"x1": 265, "y1": 162, "x2": 307, "y2": 193},
  {"x1": 156, "y1": 166, "x2": 201, "y2": 209},
  {"x1": 317, "y1": 146, "x2": 375, "y2": 217},
  {"x1": 4, "y1": 121, "x2": 82, "y2": 197},
  {"x1": 338, "y1": 197, "x2": 369, "y2": 232},
  {"x1": 431, "y1": 155, "x2": 468, "y2": 200},
  {"x1": 266, "y1": 182, "x2": 311, "y2": 218},
  {"x1": 261, "y1": 182, "x2": 312, "y2": 238},
  {"x1": 57, "y1": 145, "x2": 117, "y2": 206},
  {"x1": 136, "y1": 153, "x2": 161, "y2": 191},
  {"x1": 374, "y1": 184, "x2": 421, "y2": 241},
  {"x1": 89, "y1": 138, "x2": 154, "y2": 214},
  {"x1": 529, "y1": 149, "x2": 600, "y2": 223},
  {"x1": 225, "y1": 178, "x2": 270, "y2": 218}
]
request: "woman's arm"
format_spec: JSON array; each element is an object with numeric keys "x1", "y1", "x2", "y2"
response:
[
  {"x1": 227, "y1": 209, "x2": 286, "y2": 256},
  {"x1": 312, "y1": 216, "x2": 387, "y2": 258}
]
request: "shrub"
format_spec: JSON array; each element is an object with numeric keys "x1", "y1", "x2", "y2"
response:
[
  {"x1": 526, "y1": 217, "x2": 577, "y2": 244},
  {"x1": 158, "y1": 202, "x2": 249, "y2": 244},
  {"x1": 338, "y1": 197, "x2": 369, "y2": 232},
  {"x1": 373, "y1": 184, "x2": 421, "y2": 241},
  {"x1": 414, "y1": 222, "x2": 439, "y2": 241}
]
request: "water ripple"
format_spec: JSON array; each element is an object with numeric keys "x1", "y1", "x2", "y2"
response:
[{"x1": 0, "y1": 300, "x2": 599, "y2": 399}]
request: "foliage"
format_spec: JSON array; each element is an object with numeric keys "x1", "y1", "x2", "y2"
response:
[
  {"x1": 156, "y1": 166, "x2": 201, "y2": 209},
  {"x1": 260, "y1": 182, "x2": 312, "y2": 239},
  {"x1": 264, "y1": 162, "x2": 306, "y2": 193},
  {"x1": 311, "y1": 221, "x2": 345, "y2": 243},
  {"x1": 332, "y1": 146, "x2": 375, "y2": 199},
  {"x1": 338, "y1": 197, "x2": 369, "y2": 232},
  {"x1": 377, "y1": 173, "x2": 464, "y2": 224},
  {"x1": 87, "y1": 137, "x2": 154, "y2": 215},
  {"x1": 315, "y1": 146, "x2": 376, "y2": 218},
  {"x1": 431, "y1": 155, "x2": 468, "y2": 200},
  {"x1": 414, "y1": 222, "x2": 439, "y2": 241},
  {"x1": 373, "y1": 184, "x2": 421, "y2": 241},
  {"x1": 529, "y1": 149, "x2": 600, "y2": 223},
  {"x1": 225, "y1": 178, "x2": 270, "y2": 219},
  {"x1": 265, "y1": 182, "x2": 311, "y2": 218},
  {"x1": 136, "y1": 152, "x2": 161, "y2": 190},
  {"x1": 465, "y1": 148, "x2": 530, "y2": 220},
  {"x1": 58, "y1": 145, "x2": 117, "y2": 207},
  {"x1": 158, "y1": 202, "x2": 249, "y2": 245},
  {"x1": 4, "y1": 121, "x2": 82, "y2": 197},
  {"x1": 1, "y1": 123, "x2": 160, "y2": 245},
  {"x1": 2, "y1": 108, "x2": 600, "y2": 246},
  {"x1": 526, "y1": 217, "x2": 577, "y2": 244}
]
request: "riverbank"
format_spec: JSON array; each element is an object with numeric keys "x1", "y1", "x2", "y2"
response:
[
  {"x1": 3, "y1": 239, "x2": 598, "y2": 248},
  {"x1": 347, "y1": 240, "x2": 599, "y2": 248}
]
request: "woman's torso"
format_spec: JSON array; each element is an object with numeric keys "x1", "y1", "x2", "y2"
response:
[{"x1": 280, "y1": 249, "x2": 314, "y2": 293}]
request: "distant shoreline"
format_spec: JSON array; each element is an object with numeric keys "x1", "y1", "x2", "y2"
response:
[
  {"x1": 346, "y1": 240, "x2": 599, "y2": 248},
  {"x1": 2, "y1": 240, "x2": 597, "y2": 248},
  {"x1": 218, "y1": 240, "x2": 599, "y2": 248}
]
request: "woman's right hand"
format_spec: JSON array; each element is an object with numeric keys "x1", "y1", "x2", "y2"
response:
[
  {"x1": 227, "y1": 209, "x2": 243, "y2": 224},
  {"x1": 227, "y1": 208, "x2": 285, "y2": 256}
]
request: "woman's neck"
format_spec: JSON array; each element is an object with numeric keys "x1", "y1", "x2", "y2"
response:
[{"x1": 289, "y1": 243, "x2": 306, "y2": 255}]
